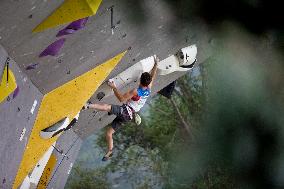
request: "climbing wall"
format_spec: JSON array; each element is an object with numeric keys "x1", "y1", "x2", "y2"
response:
[
  {"x1": 0, "y1": 45, "x2": 43, "y2": 189},
  {"x1": 0, "y1": 0, "x2": 213, "y2": 188},
  {"x1": 12, "y1": 52, "x2": 125, "y2": 189}
]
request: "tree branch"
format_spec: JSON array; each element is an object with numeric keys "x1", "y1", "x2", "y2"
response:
[
  {"x1": 146, "y1": 102, "x2": 169, "y2": 115},
  {"x1": 169, "y1": 98, "x2": 194, "y2": 140}
]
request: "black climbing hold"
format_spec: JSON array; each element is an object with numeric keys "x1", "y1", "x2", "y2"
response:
[
  {"x1": 17, "y1": 107, "x2": 20, "y2": 112},
  {"x1": 122, "y1": 34, "x2": 127, "y2": 38},
  {"x1": 110, "y1": 6, "x2": 115, "y2": 31},
  {"x1": 116, "y1": 20, "x2": 121, "y2": 25},
  {"x1": 180, "y1": 53, "x2": 184, "y2": 59},
  {"x1": 185, "y1": 54, "x2": 190, "y2": 60},
  {"x1": 128, "y1": 46, "x2": 132, "y2": 50},
  {"x1": 64, "y1": 118, "x2": 77, "y2": 131},
  {"x1": 28, "y1": 14, "x2": 33, "y2": 19},
  {"x1": 58, "y1": 59, "x2": 62, "y2": 63},
  {"x1": 132, "y1": 59, "x2": 136, "y2": 62},
  {"x1": 25, "y1": 63, "x2": 39, "y2": 70},
  {"x1": 180, "y1": 58, "x2": 197, "y2": 69},
  {"x1": 134, "y1": 79, "x2": 137, "y2": 83},
  {"x1": 52, "y1": 129, "x2": 64, "y2": 138},
  {"x1": 7, "y1": 96, "x2": 10, "y2": 102},
  {"x1": 3, "y1": 178, "x2": 6, "y2": 184},
  {"x1": 67, "y1": 70, "x2": 70, "y2": 74},
  {"x1": 97, "y1": 92, "x2": 105, "y2": 101},
  {"x1": 99, "y1": 118, "x2": 102, "y2": 121}
]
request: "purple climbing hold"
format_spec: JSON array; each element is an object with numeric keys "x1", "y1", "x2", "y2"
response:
[
  {"x1": 56, "y1": 17, "x2": 89, "y2": 37},
  {"x1": 67, "y1": 17, "x2": 89, "y2": 30},
  {"x1": 56, "y1": 28, "x2": 76, "y2": 37},
  {"x1": 13, "y1": 86, "x2": 19, "y2": 99},
  {"x1": 25, "y1": 63, "x2": 39, "y2": 70},
  {"x1": 39, "y1": 38, "x2": 66, "y2": 57}
]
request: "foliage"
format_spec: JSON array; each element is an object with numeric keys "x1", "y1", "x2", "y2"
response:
[
  {"x1": 65, "y1": 166, "x2": 109, "y2": 189},
  {"x1": 167, "y1": 35, "x2": 284, "y2": 189}
]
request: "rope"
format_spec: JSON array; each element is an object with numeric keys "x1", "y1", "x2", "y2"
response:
[
  {"x1": 0, "y1": 57, "x2": 10, "y2": 86},
  {"x1": 46, "y1": 136, "x2": 80, "y2": 187}
]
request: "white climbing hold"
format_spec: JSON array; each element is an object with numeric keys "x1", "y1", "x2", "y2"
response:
[
  {"x1": 67, "y1": 163, "x2": 73, "y2": 175},
  {"x1": 30, "y1": 100, "x2": 37, "y2": 114},
  {"x1": 40, "y1": 117, "x2": 70, "y2": 139},
  {"x1": 74, "y1": 111, "x2": 80, "y2": 120},
  {"x1": 157, "y1": 44, "x2": 197, "y2": 75},
  {"x1": 19, "y1": 127, "x2": 26, "y2": 141}
]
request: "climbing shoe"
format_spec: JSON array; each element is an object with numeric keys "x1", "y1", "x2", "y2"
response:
[{"x1": 102, "y1": 150, "x2": 113, "y2": 161}]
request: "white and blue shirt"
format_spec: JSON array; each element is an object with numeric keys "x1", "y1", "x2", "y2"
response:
[{"x1": 127, "y1": 87, "x2": 151, "y2": 112}]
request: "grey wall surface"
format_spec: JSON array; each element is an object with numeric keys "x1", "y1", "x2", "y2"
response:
[
  {"x1": 0, "y1": 45, "x2": 42, "y2": 189},
  {"x1": 46, "y1": 130, "x2": 82, "y2": 189},
  {"x1": 0, "y1": 0, "x2": 212, "y2": 94}
]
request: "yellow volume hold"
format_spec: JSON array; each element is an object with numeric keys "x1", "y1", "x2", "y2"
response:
[
  {"x1": 36, "y1": 154, "x2": 57, "y2": 189},
  {"x1": 0, "y1": 66, "x2": 17, "y2": 103},
  {"x1": 33, "y1": 0, "x2": 103, "y2": 33},
  {"x1": 13, "y1": 51, "x2": 127, "y2": 189}
]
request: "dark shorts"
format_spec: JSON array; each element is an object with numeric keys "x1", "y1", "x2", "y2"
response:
[{"x1": 109, "y1": 104, "x2": 133, "y2": 131}]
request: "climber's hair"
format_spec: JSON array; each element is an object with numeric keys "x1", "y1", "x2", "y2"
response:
[{"x1": 140, "y1": 72, "x2": 152, "y2": 87}]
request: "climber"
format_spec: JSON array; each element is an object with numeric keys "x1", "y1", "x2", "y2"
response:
[{"x1": 84, "y1": 56, "x2": 159, "y2": 161}]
